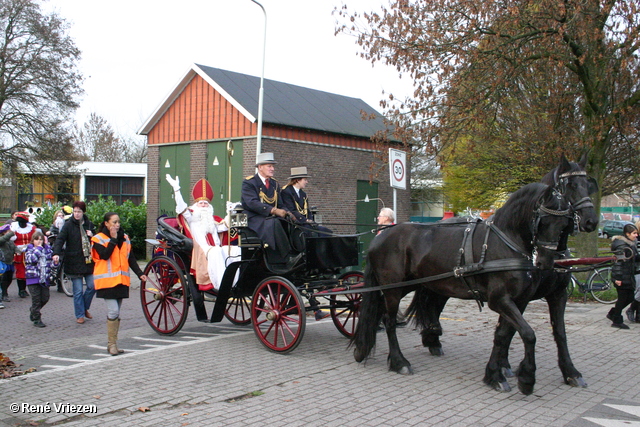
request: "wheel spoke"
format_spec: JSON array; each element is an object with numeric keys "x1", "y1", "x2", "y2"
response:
[
  {"x1": 251, "y1": 277, "x2": 305, "y2": 353},
  {"x1": 141, "y1": 256, "x2": 190, "y2": 335}
]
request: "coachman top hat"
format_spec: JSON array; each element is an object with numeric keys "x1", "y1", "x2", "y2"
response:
[
  {"x1": 256, "y1": 152, "x2": 277, "y2": 166},
  {"x1": 289, "y1": 167, "x2": 311, "y2": 180},
  {"x1": 192, "y1": 178, "x2": 214, "y2": 203}
]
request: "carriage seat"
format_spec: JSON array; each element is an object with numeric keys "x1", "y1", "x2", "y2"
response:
[{"x1": 157, "y1": 216, "x2": 193, "y2": 253}]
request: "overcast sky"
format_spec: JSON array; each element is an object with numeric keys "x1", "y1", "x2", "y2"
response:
[{"x1": 44, "y1": 0, "x2": 412, "y2": 141}]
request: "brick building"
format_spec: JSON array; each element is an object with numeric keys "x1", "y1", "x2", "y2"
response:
[{"x1": 138, "y1": 64, "x2": 410, "y2": 254}]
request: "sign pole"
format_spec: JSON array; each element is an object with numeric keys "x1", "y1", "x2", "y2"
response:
[
  {"x1": 393, "y1": 188, "x2": 397, "y2": 219},
  {"x1": 389, "y1": 148, "x2": 406, "y2": 221}
]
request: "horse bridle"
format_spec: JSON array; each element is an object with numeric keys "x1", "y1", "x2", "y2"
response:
[
  {"x1": 530, "y1": 188, "x2": 574, "y2": 258},
  {"x1": 554, "y1": 170, "x2": 595, "y2": 232}
]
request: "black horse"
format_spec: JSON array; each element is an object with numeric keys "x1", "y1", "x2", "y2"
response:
[
  {"x1": 351, "y1": 180, "x2": 575, "y2": 395},
  {"x1": 409, "y1": 155, "x2": 599, "y2": 393}
]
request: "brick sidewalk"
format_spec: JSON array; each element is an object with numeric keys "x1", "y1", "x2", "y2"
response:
[
  {"x1": 0, "y1": 263, "x2": 149, "y2": 355},
  {"x1": 1, "y1": 296, "x2": 639, "y2": 427}
]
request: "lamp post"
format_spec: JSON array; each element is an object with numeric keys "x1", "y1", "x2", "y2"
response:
[{"x1": 250, "y1": 0, "x2": 266, "y2": 160}]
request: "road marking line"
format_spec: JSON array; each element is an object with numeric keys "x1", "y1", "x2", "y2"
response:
[
  {"x1": 131, "y1": 336, "x2": 185, "y2": 343},
  {"x1": 3, "y1": 330, "x2": 254, "y2": 381},
  {"x1": 583, "y1": 417, "x2": 640, "y2": 426},
  {"x1": 38, "y1": 355, "x2": 91, "y2": 363},
  {"x1": 87, "y1": 345, "x2": 106, "y2": 350},
  {"x1": 603, "y1": 404, "x2": 640, "y2": 418},
  {"x1": 6, "y1": 320, "x2": 329, "y2": 381}
]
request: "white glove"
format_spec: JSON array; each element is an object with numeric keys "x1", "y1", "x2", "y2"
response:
[
  {"x1": 166, "y1": 174, "x2": 187, "y2": 214},
  {"x1": 226, "y1": 201, "x2": 242, "y2": 214},
  {"x1": 166, "y1": 174, "x2": 180, "y2": 192}
]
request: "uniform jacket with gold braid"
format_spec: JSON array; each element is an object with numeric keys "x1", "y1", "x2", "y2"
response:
[
  {"x1": 281, "y1": 185, "x2": 312, "y2": 224},
  {"x1": 241, "y1": 173, "x2": 285, "y2": 249}
]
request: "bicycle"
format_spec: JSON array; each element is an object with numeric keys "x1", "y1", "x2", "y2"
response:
[
  {"x1": 47, "y1": 234, "x2": 73, "y2": 297},
  {"x1": 566, "y1": 266, "x2": 617, "y2": 304},
  {"x1": 49, "y1": 260, "x2": 73, "y2": 297}
]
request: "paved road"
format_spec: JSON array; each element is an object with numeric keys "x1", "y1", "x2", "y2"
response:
[{"x1": 1, "y1": 279, "x2": 639, "y2": 426}]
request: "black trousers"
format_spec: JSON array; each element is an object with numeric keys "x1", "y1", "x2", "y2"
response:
[
  {"x1": 265, "y1": 219, "x2": 294, "y2": 263},
  {"x1": 28, "y1": 284, "x2": 50, "y2": 322},
  {"x1": 608, "y1": 287, "x2": 635, "y2": 324},
  {"x1": 1, "y1": 269, "x2": 12, "y2": 297}
]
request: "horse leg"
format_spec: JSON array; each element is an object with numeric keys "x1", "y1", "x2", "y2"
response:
[
  {"x1": 488, "y1": 297, "x2": 537, "y2": 395},
  {"x1": 545, "y1": 286, "x2": 587, "y2": 388},
  {"x1": 483, "y1": 316, "x2": 517, "y2": 392},
  {"x1": 420, "y1": 292, "x2": 448, "y2": 356},
  {"x1": 351, "y1": 288, "x2": 385, "y2": 363},
  {"x1": 385, "y1": 290, "x2": 413, "y2": 374}
]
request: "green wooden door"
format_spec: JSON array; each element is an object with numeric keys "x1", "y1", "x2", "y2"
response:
[
  {"x1": 356, "y1": 180, "x2": 379, "y2": 266},
  {"x1": 159, "y1": 145, "x2": 191, "y2": 217},
  {"x1": 206, "y1": 140, "x2": 244, "y2": 218}
]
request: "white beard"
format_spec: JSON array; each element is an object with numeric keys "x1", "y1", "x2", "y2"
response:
[{"x1": 191, "y1": 204, "x2": 216, "y2": 235}]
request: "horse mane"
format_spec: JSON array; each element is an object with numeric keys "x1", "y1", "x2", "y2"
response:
[{"x1": 492, "y1": 182, "x2": 550, "y2": 235}]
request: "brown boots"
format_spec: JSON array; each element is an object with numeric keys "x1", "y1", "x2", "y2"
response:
[{"x1": 107, "y1": 318, "x2": 124, "y2": 356}]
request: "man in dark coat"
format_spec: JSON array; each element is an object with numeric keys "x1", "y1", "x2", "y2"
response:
[{"x1": 241, "y1": 152, "x2": 295, "y2": 264}]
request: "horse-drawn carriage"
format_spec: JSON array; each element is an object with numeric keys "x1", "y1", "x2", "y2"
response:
[{"x1": 141, "y1": 210, "x2": 365, "y2": 353}]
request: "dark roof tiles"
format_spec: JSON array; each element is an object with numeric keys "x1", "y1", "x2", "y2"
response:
[{"x1": 195, "y1": 64, "x2": 387, "y2": 138}]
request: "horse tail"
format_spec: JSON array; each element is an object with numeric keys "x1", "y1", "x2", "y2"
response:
[
  {"x1": 350, "y1": 261, "x2": 384, "y2": 362},
  {"x1": 407, "y1": 286, "x2": 430, "y2": 330}
]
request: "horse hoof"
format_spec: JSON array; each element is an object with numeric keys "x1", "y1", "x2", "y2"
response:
[
  {"x1": 354, "y1": 350, "x2": 367, "y2": 363},
  {"x1": 492, "y1": 381, "x2": 511, "y2": 392},
  {"x1": 397, "y1": 366, "x2": 413, "y2": 375},
  {"x1": 566, "y1": 376, "x2": 588, "y2": 388},
  {"x1": 517, "y1": 381, "x2": 534, "y2": 395},
  {"x1": 501, "y1": 367, "x2": 515, "y2": 378},
  {"x1": 429, "y1": 347, "x2": 444, "y2": 356}
]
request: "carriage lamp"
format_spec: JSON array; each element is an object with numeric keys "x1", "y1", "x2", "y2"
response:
[{"x1": 230, "y1": 212, "x2": 248, "y2": 228}]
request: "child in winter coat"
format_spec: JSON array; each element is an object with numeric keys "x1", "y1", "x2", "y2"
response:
[
  {"x1": 0, "y1": 223, "x2": 18, "y2": 308},
  {"x1": 25, "y1": 231, "x2": 53, "y2": 327}
]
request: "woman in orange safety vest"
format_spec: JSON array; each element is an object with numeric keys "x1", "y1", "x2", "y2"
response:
[{"x1": 91, "y1": 212, "x2": 147, "y2": 356}]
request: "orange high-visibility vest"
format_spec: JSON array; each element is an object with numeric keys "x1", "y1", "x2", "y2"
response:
[{"x1": 91, "y1": 232, "x2": 131, "y2": 290}]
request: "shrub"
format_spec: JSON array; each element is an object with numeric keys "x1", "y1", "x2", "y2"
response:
[{"x1": 35, "y1": 197, "x2": 147, "y2": 260}]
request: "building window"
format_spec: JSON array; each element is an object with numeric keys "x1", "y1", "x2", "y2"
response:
[
  {"x1": 85, "y1": 177, "x2": 144, "y2": 205},
  {"x1": 18, "y1": 175, "x2": 79, "y2": 209}
]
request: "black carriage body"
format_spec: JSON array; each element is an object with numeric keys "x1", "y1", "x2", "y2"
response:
[
  {"x1": 305, "y1": 236, "x2": 359, "y2": 271},
  {"x1": 142, "y1": 215, "x2": 364, "y2": 349}
]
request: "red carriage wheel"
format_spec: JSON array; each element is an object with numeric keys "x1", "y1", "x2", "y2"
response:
[
  {"x1": 225, "y1": 296, "x2": 252, "y2": 325},
  {"x1": 141, "y1": 256, "x2": 189, "y2": 335},
  {"x1": 330, "y1": 271, "x2": 363, "y2": 338},
  {"x1": 251, "y1": 277, "x2": 306, "y2": 353}
]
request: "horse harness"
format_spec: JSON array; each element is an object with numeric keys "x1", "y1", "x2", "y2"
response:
[{"x1": 330, "y1": 198, "x2": 575, "y2": 311}]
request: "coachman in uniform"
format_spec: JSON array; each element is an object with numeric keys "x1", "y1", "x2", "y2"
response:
[
  {"x1": 241, "y1": 152, "x2": 297, "y2": 265},
  {"x1": 281, "y1": 166, "x2": 332, "y2": 237}
]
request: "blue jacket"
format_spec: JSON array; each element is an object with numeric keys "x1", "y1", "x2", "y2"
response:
[
  {"x1": 281, "y1": 185, "x2": 312, "y2": 224},
  {"x1": 241, "y1": 173, "x2": 285, "y2": 249}
]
